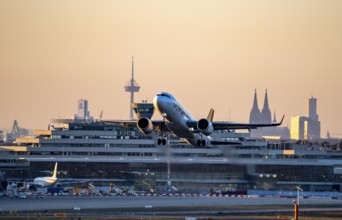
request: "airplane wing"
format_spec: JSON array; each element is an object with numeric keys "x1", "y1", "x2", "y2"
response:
[
  {"x1": 100, "y1": 120, "x2": 137, "y2": 126},
  {"x1": 101, "y1": 120, "x2": 169, "y2": 132},
  {"x1": 187, "y1": 115, "x2": 285, "y2": 131}
]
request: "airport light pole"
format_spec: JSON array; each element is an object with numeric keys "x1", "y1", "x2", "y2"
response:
[{"x1": 296, "y1": 185, "x2": 303, "y2": 205}]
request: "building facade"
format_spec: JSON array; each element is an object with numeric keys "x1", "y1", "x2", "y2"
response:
[
  {"x1": 290, "y1": 96, "x2": 321, "y2": 140},
  {"x1": 2, "y1": 121, "x2": 341, "y2": 194},
  {"x1": 290, "y1": 116, "x2": 308, "y2": 140}
]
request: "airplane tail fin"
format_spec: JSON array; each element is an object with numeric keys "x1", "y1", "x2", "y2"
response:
[
  {"x1": 52, "y1": 162, "x2": 58, "y2": 178},
  {"x1": 207, "y1": 108, "x2": 215, "y2": 122},
  {"x1": 99, "y1": 110, "x2": 103, "y2": 120}
]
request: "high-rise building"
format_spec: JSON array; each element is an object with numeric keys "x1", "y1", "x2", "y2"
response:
[
  {"x1": 307, "y1": 96, "x2": 319, "y2": 121},
  {"x1": 74, "y1": 99, "x2": 93, "y2": 121},
  {"x1": 290, "y1": 96, "x2": 321, "y2": 140},
  {"x1": 306, "y1": 96, "x2": 320, "y2": 139},
  {"x1": 307, "y1": 119, "x2": 321, "y2": 140},
  {"x1": 290, "y1": 116, "x2": 309, "y2": 140}
]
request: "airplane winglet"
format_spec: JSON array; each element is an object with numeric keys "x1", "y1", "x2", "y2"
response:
[
  {"x1": 99, "y1": 110, "x2": 103, "y2": 120},
  {"x1": 278, "y1": 115, "x2": 285, "y2": 125}
]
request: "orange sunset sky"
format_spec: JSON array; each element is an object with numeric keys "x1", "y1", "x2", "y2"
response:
[{"x1": 0, "y1": 1, "x2": 341, "y2": 138}]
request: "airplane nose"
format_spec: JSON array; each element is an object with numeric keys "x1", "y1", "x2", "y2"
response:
[
  {"x1": 153, "y1": 96, "x2": 159, "y2": 109},
  {"x1": 153, "y1": 95, "x2": 166, "y2": 112},
  {"x1": 153, "y1": 96, "x2": 160, "y2": 111}
]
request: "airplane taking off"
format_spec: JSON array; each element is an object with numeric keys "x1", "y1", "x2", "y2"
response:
[
  {"x1": 105, "y1": 92, "x2": 284, "y2": 147},
  {"x1": 33, "y1": 162, "x2": 58, "y2": 187}
]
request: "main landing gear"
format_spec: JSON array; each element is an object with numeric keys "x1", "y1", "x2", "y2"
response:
[
  {"x1": 197, "y1": 139, "x2": 206, "y2": 147},
  {"x1": 157, "y1": 138, "x2": 167, "y2": 145},
  {"x1": 157, "y1": 113, "x2": 168, "y2": 145}
]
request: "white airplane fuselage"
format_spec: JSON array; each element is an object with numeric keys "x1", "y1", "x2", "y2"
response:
[
  {"x1": 33, "y1": 162, "x2": 58, "y2": 187},
  {"x1": 110, "y1": 92, "x2": 282, "y2": 146},
  {"x1": 33, "y1": 177, "x2": 58, "y2": 187},
  {"x1": 153, "y1": 93, "x2": 211, "y2": 146}
]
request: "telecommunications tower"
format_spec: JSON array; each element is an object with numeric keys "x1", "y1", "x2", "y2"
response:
[{"x1": 124, "y1": 57, "x2": 140, "y2": 120}]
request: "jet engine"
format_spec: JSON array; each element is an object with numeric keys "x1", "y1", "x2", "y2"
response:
[
  {"x1": 137, "y1": 117, "x2": 153, "y2": 135},
  {"x1": 197, "y1": 118, "x2": 214, "y2": 136}
]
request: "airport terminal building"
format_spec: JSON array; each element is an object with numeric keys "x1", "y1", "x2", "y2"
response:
[{"x1": 1, "y1": 120, "x2": 342, "y2": 194}]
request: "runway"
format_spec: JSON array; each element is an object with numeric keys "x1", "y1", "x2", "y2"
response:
[{"x1": 0, "y1": 195, "x2": 341, "y2": 212}]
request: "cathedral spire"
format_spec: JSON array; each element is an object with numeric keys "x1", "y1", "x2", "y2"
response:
[
  {"x1": 249, "y1": 89, "x2": 261, "y2": 123},
  {"x1": 261, "y1": 89, "x2": 272, "y2": 123},
  {"x1": 263, "y1": 89, "x2": 269, "y2": 110},
  {"x1": 273, "y1": 110, "x2": 277, "y2": 124},
  {"x1": 252, "y1": 89, "x2": 259, "y2": 110}
]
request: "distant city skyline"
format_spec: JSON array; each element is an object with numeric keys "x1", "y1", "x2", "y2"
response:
[{"x1": 0, "y1": 1, "x2": 341, "y2": 138}]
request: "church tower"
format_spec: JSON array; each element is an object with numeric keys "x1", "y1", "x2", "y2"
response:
[
  {"x1": 272, "y1": 110, "x2": 277, "y2": 124},
  {"x1": 249, "y1": 89, "x2": 261, "y2": 123},
  {"x1": 260, "y1": 89, "x2": 272, "y2": 124}
]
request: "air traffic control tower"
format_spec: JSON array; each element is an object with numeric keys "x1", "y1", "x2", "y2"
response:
[
  {"x1": 132, "y1": 101, "x2": 155, "y2": 119},
  {"x1": 124, "y1": 57, "x2": 140, "y2": 120}
]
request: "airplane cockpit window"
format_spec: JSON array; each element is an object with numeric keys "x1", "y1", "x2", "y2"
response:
[{"x1": 160, "y1": 93, "x2": 171, "y2": 99}]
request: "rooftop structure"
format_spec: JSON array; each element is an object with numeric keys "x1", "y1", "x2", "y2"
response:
[{"x1": 124, "y1": 57, "x2": 140, "y2": 120}]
